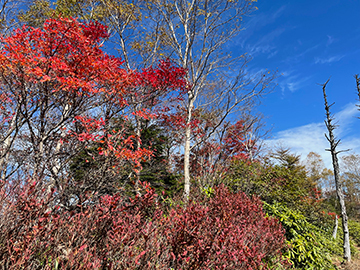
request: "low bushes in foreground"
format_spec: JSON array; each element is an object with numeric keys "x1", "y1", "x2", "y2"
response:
[{"x1": 0, "y1": 181, "x2": 287, "y2": 269}]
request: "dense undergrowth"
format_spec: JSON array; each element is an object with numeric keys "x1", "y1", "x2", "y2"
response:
[
  {"x1": 3, "y1": 156, "x2": 360, "y2": 269},
  {"x1": 0, "y1": 180, "x2": 287, "y2": 269},
  {"x1": 3, "y1": 179, "x2": 360, "y2": 270},
  {"x1": 2, "y1": 173, "x2": 360, "y2": 269},
  {"x1": 2, "y1": 149, "x2": 360, "y2": 269}
]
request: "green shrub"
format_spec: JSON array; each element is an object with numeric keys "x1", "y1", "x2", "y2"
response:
[
  {"x1": 348, "y1": 219, "x2": 360, "y2": 246},
  {"x1": 334, "y1": 219, "x2": 358, "y2": 258},
  {"x1": 264, "y1": 202, "x2": 338, "y2": 270}
]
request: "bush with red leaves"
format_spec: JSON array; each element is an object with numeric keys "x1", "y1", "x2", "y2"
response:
[{"x1": 0, "y1": 181, "x2": 287, "y2": 269}]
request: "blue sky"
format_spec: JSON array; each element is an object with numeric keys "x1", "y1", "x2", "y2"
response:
[{"x1": 234, "y1": 0, "x2": 360, "y2": 167}]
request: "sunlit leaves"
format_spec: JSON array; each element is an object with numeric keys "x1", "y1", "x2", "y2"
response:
[{"x1": 0, "y1": 17, "x2": 186, "y2": 186}]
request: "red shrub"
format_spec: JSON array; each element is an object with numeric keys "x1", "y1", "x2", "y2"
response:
[
  {"x1": 159, "y1": 185, "x2": 286, "y2": 269},
  {"x1": 0, "y1": 181, "x2": 286, "y2": 269}
]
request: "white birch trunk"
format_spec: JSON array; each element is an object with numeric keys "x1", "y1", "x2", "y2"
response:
[
  {"x1": 183, "y1": 124, "x2": 191, "y2": 198},
  {"x1": 332, "y1": 214, "x2": 338, "y2": 239},
  {"x1": 0, "y1": 108, "x2": 21, "y2": 180}
]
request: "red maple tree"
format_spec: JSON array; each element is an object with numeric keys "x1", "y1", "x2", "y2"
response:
[{"x1": 0, "y1": 17, "x2": 186, "y2": 196}]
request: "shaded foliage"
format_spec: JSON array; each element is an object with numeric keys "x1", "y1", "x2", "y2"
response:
[{"x1": 69, "y1": 120, "x2": 182, "y2": 198}]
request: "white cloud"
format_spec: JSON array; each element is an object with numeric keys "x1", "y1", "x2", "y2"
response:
[
  {"x1": 314, "y1": 55, "x2": 344, "y2": 64},
  {"x1": 264, "y1": 103, "x2": 360, "y2": 168}
]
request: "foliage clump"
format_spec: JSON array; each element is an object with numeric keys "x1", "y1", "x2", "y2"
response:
[
  {"x1": 0, "y1": 181, "x2": 287, "y2": 269},
  {"x1": 264, "y1": 202, "x2": 337, "y2": 269},
  {"x1": 223, "y1": 153, "x2": 347, "y2": 269}
]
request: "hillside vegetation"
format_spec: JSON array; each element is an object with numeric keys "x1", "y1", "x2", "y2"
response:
[{"x1": 0, "y1": 1, "x2": 360, "y2": 269}]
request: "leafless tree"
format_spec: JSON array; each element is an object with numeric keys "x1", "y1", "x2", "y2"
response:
[{"x1": 322, "y1": 79, "x2": 351, "y2": 262}]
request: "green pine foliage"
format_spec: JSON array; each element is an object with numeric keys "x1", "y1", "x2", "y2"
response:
[
  {"x1": 348, "y1": 219, "x2": 360, "y2": 246},
  {"x1": 224, "y1": 158, "x2": 319, "y2": 215},
  {"x1": 69, "y1": 121, "x2": 181, "y2": 197},
  {"x1": 137, "y1": 123, "x2": 183, "y2": 196}
]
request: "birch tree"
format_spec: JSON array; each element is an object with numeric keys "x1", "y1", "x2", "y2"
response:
[
  {"x1": 144, "y1": 0, "x2": 275, "y2": 197},
  {"x1": 96, "y1": 0, "x2": 274, "y2": 197}
]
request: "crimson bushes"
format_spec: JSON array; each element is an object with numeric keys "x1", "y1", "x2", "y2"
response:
[
  {"x1": 162, "y1": 186, "x2": 287, "y2": 269},
  {"x1": 0, "y1": 180, "x2": 286, "y2": 269}
]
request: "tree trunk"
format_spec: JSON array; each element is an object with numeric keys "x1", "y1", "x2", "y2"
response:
[
  {"x1": 0, "y1": 108, "x2": 21, "y2": 180},
  {"x1": 135, "y1": 114, "x2": 142, "y2": 196},
  {"x1": 183, "y1": 124, "x2": 191, "y2": 198},
  {"x1": 332, "y1": 215, "x2": 338, "y2": 239},
  {"x1": 183, "y1": 91, "x2": 194, "y2": 198},
  {"x1": 322, "y1": 80, "x2": 351, "y2": 262}
]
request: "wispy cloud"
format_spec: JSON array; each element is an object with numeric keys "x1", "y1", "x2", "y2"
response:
[
  {"x1": 244, "y1": 5, "x2": 287, "y2": 32},
  {"x1": 336, "y1": 104, "x2": 359, "y2": 129},
  {"x1": 284, "y1": 44, "x2": 320, "y2": 64},
  {"x1": 247, "y1": 44, "x2": 275, "y2": 56},
  {"x1": 326, "y1": 35, "x2": 335, "y2": 46},
  {"x1": 236, "y1": 6, "x2": 287, "y2": 55},
  {"x1": 314, "y1": 55, "x2": 344, "y2": 64},
  {"x1": 264, "y1": 103, "x2": 360, "y2": 168},
  {"x1": 245, "y1": 27, "x2": 285, "y2": 56},
  {"x1": 267, "y1": 50, "x2": 278, "y2": 59},
  {"x1": 278, "y1": 71, "x2": 312, "y2": 93}
]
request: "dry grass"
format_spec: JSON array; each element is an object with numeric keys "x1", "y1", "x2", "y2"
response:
[{"x1": 333, "y1": 245, "x2": 360, "y2": 270}]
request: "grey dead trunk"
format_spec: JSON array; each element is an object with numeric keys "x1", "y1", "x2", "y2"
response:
[{"x1": 322, "y1": 80, "x2": 351, "y2": 262}]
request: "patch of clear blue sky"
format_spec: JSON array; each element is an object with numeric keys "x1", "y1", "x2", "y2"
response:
[
  {"x1": 235, "y1": 0, "x2": 360, "y2": 130},
  {"x1": 231, "y1": 0, "x2": 360, "y2": 160}
]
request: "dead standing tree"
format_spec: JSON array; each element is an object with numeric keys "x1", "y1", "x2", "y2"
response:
[
  {"x1": 355, "y1": 74, "x2": 360, "y2": 102},
  {"x1": 322, "y1": 79, "x2": 351, "y2": 263}
]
